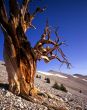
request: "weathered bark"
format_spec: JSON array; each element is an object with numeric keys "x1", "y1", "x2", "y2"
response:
[
  {"x1": 3, "y1": 33, "x2": 37, "y2": 96},
  {"x1": 0, "y1": 0, "x2": 39, "y2": 96}
]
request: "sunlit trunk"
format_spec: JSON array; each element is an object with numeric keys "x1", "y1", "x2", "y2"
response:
[{"x1": 3, "y1": 33, "x2": 37, "y2": 96}]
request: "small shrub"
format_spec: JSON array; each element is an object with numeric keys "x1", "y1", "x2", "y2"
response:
[
  {"x1": 36, "y1": 74, "x2": 38, "y2": 78},
  {"x1": 46, "y1": 78, "x2": 50, "y2": 83},
  {"x1": 60, "y1": 84, "x2": 67, "y2": 92},
  {"x1": 36, "y1": 74, "x2": 41, "y2": 79},
  {"x1": 79, "y1": 90, "x2": 82, "y2": 93},
  {"x1": 52, "y1": 82, "x2": 67, "y2": 92},
  {"x1": 45, "y1": 77, "x2": 50, "y2": 83},
  {"x1": 52, "y1": 82, "x2": 60, "y2": 90}
]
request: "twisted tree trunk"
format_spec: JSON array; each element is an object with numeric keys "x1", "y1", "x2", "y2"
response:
[{"x1": 3, "y1": 26, "x2": 37, "y2": 96}]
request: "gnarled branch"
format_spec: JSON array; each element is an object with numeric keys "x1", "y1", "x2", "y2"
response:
[
  {"x1": 0, "y1": 0, "x2": 8, "y2": 31},
  {"x1": 21, "y1": 0, "x2": 46, "y2": 32},
  {"x1": 21, "y1": 0, "x2": 30, "y2": 20},
  {"x1": 9, "y1": 0, "x2": 20, "y2": 17},
  {"x1": 33, "y1": 21, "x2": 70, "y2": 68}
]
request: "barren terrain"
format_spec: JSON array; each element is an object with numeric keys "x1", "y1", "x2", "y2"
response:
[{"x1": 0, "y1": 61, "x2": 87, "y2": 110}]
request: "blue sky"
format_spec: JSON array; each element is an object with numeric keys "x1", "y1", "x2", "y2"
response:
[{"x1": 0, "y1": 0, "x2": 87, "y2": 75}]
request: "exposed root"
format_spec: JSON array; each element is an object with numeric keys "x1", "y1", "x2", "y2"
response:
[{"x1": 29, "y1": 87, "x2": 40, "y2": 96}]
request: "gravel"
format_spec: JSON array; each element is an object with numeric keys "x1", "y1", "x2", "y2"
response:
[{"x1": 0, "y1": 61, "x2": 87, "y2": 110}]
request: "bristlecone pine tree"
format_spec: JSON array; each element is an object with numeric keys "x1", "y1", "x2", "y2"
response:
[{"x1": 0, "y1": 0, "x2": 70, "y2": 97}]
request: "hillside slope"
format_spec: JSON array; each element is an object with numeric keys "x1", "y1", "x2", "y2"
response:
[
  {"x1": 47, "y1": 70, "x2": 87, "y2": 96},
  {"x1": 0, "y1": 61, "x2": 87, "y2": 110}
]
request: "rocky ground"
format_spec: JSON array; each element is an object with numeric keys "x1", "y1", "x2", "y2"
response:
[{"x1": 0, "y1": 61, "x2": 87, "y2": 110}]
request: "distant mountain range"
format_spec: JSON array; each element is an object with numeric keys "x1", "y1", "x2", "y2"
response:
[
  {"x1": 73, "y1": 74, "x2": 87, "y2": 79},
  {"x1": 48, "y1": 70, "x2": 87, "y2": 79},
  {"x1": 37, "y1": 70, "x2": 87, "y2": 96}
]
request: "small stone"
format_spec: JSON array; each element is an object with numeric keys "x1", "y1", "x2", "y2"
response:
[
  {"x1": 20, "y1": 103, "x2": 24, "y2": 109},
  {"x1": 2, "y1": 107, "x2": 5, "y2": 110},
  {"x1": 68, "y1": 97, "x2": 74, "y2": 102},
  {"x1": 64, "y1": 98, "x2": 68, "y2": 102},
  {"x1": 17, "y1": 97, "x2": 22, "y2": 102},
  {"x1": 5, "y1": 91, "x2": 11, "y2": 97},
  {"x1": 2, "y1": 88, "x2": 5, "y2": 92},
  {"x1": 67, "y1": 92, "x2": 72, "y2": 95},
  {"x1": 85, "y1": 105, "x2": 87, "y2": 110},
  {"x1": 47, "y1": 93, "x2": 54, "y2": 99},
  {"x1": 75, "y1": 105, "x2": 82, "y2": 110},
  {"x1": 59, "y1": 98, "x2": 64, "y2": 102}
]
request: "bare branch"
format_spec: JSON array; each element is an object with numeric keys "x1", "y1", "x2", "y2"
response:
[
  {"x1": 0, "y1": 0, "x2": 8, "y2": 26},
  {"x1": 0, "y1": 0, "x2": 8, "y2": 20},
  {"x1": 9, "y1": 0, "x2": 20, "y2": 17},
  {"x1": 33, "y1": 7, "x2": 46, "y2": 16},
  {"x1": 33, "y1": 21, "x2": 70, "y2": 68},
  {"x1": 20, "y1": 1, "x2": 46, "y2": 32},
  {"x1": 21, "y1": 0, "x2": 30, "y2": 19},
  {"x1": 0, "y1": 0, "x2": 20, "y2": 53},
  {"x1": 54, "y1": 27, "x2": 60, "y2": 43}
]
